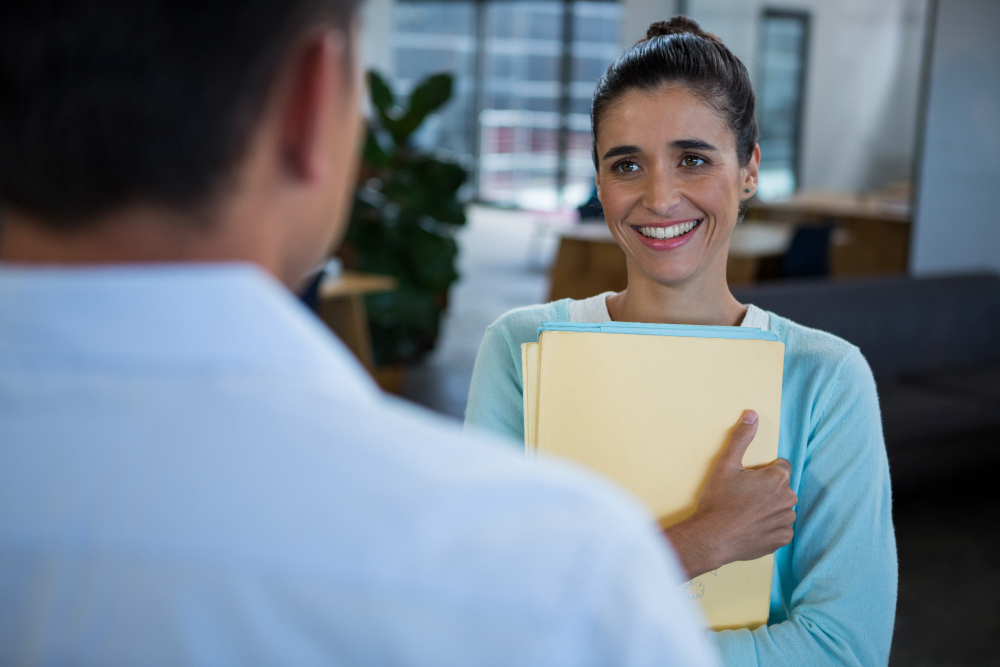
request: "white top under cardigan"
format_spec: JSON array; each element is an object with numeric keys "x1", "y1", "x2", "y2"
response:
[{"x1": 567, "y1": 291, "x2": 772, "y2": 330}]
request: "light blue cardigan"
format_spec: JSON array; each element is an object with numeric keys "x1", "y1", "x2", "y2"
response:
[{"x1": 465, "y1": 299, "x2": 897, "y2": 667}]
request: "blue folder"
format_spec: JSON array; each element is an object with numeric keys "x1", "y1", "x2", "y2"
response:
[{"x1": 537, "y1": 321, "x2": 780, "y2": 342}]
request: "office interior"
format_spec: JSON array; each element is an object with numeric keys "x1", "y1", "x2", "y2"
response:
[{"x1": 298, "y1": 0, "x2": 1000, "y2": 663}]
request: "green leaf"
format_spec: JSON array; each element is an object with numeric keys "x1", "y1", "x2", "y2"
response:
[
  {"x1": 414, "y1": 158, "x2": 467, "y2": 196},
  {"x1": 362, "y1": 127, "x2": 391, "y2": 168},
  {"x1": 427, "y1": 198, "x2": 467, "y2": 227},
  {"x1": 412, "y1": 158, "x2": 468, "y2": 225},
  {"x1": 366, "y1": 288, "x2": 443, "y2": 365},
  {"x1": 406, "y1": 73, "x2": 453, "y2": 120},
  {"x1": 389, "y1": 73, "x2": 454, "y2": 145},
  {"x1": 367, "y1": 70, "x2": 394, "y2": 117},
  {"x1": 407, "y1": 226, "x2": 459, "y2": 292},
  {"x1": 417, "y1": 158, "x2": 466, "y2": 192}
]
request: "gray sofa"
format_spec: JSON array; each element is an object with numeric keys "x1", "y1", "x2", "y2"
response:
[{"x1": 733, "y1": 273, "x2": 1000, "y2": 487}]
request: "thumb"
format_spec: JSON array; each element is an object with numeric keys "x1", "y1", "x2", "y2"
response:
[{"x1": 718, "y1": 410, "x2": 758, "y2": 471}]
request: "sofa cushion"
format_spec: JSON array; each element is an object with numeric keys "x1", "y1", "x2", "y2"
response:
[
  {"x1": 877, "y1": 380, "x2": 1000, "y2": 485},
  {"x1": 902, "y1": 364, "x2": 1000, "y2": 407},
  {"x1": 734, "y1": 273, "x2": 1000, "y2": 378},
  {"x1": 878, "y1": 381, "x2": 1000, "y2": 448}
]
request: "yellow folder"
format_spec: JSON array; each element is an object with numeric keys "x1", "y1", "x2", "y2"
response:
[
  {"x1": 521, "y1": 341, "x2": 541, "y2": 451},
  {"x1": 522, "y1": 326, "x2": 784, "y2": 630}
]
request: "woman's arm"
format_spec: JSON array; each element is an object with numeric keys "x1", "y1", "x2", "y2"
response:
[
  {"x1": 465, "y1": 323, "x2": 525, "y2": 443},
  {"x1": 710, "y1": 350, "x2": 897, "y2": 667}
]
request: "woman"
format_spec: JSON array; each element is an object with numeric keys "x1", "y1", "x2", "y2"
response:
[{"x1": 465, "y1": 17, "x2": 897, "y2": 667}]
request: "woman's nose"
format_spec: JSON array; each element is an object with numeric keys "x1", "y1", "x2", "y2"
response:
[{"x1": 641, "y1": 169, "x2": 681, "y2": 218}]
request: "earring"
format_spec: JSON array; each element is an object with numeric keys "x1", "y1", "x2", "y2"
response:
[{"x1": 745, "y1": 188, "x2": 751, "y2": 193}]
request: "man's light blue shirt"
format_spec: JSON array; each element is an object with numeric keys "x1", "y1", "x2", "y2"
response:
[{"x1": 0, "y1": 264, "x2": 716, "y2": 666}]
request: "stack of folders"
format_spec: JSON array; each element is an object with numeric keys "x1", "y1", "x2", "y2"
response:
[{"x1": 522, "y1": 321, "x2": 785, "y2": 631}]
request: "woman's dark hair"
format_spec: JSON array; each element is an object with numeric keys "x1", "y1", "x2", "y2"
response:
[{"x1": 591, "y1": 16, "x2": 758, "y2": 168}]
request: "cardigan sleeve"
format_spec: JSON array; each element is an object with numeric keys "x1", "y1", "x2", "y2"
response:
[
  {"x1": 464, "y1": 322, "x2": 526, "y2": 445},
  {"x1": 710, "y1": 349, "x2": 898, "y2": 666}
]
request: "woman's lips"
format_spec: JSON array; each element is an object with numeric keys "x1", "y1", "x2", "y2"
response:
[{"x1": 630, "y1": 219, "x2": 703, "y2": 250}]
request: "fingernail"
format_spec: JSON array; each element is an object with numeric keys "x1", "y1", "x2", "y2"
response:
[{"x1": 741, "y1": 410, "x2": 757, "y2": 424}]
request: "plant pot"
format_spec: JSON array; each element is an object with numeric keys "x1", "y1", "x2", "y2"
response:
[{"x1": 373, "y1": 363, "x2": 407, "y2": 395}]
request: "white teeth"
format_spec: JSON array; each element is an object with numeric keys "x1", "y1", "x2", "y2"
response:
[{"x1": 637, "y1": 221, "x2": 698, "y2": 240}]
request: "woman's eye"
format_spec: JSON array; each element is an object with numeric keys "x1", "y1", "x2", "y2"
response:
[
  {"x1": 615, "y1": 160, "x2": 640, "y2": 173},
  {"x1": 682, "y1": 155, "x2": 706, "y2": 167}
]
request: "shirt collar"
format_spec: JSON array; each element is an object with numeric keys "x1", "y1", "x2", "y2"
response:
[{"x1": 0, "y1": 262, "x2": 378, "y2": 398}]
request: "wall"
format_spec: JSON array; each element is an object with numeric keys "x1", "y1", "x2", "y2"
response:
[
  {"x1": 360, "y1": 0, "x2": 395, "y2": 76},
  {"x1": 620, "y1": 0, "x2": 678, "y2": 47},
  {"x1": 910, "y1": 0, "x2": 1000, "y2": 275},
  {"x1": 623, "y1": 0, "x2": 930, "y2": 194}
]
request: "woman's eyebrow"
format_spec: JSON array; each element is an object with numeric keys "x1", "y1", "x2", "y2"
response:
[
  {"x1": 601, "y1": 144, "x2": 641, "y2": 160},
  {"x1": 670, "y1": 139, "x2": 718, "y2": 151}
]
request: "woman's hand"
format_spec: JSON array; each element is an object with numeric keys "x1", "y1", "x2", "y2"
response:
[{"x1": 664, "y1": 410, "x2": 797, "y2": 580}]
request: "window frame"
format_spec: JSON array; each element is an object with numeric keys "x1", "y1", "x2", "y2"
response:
[{"x1": 756, "y1": 7, "x2": 811, "y2": 191}]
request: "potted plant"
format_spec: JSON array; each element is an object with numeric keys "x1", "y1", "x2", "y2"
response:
[{"x1": 341, "y1": 70, "x2": 468, "y2": 389}]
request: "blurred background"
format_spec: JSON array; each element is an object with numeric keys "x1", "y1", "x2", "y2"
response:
[{"x1": 307, "y1": 0, "x2": 1000, "y2": 663}]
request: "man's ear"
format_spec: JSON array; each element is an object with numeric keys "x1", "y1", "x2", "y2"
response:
[{"x1": 280, "y1": 31, "x2": 347, "y2": 183}]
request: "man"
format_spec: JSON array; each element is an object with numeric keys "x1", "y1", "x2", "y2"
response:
[{"x1": 0, "y1": 1, "x2": 718, "y2": 663}]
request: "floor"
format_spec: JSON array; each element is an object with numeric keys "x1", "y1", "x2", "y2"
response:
[
  {"x1": 891, "y1": 471, "x2": 1000, "y2": 666},
  {"x1": 400, "y1": 206, "x2": 1000, "y2": 666}
]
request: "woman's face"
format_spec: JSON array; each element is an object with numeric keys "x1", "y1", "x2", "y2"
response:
[{"x1": 595, "y1": 84, "x2": 759, "y2": 287}]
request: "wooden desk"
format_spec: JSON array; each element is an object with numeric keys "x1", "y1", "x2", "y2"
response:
[
  {"x1": 745, "y1": 190, "x2": 912, "y2": 277},
  {"x1": 726, "y1": 221, "x2": 796, "y2": 285},
  {"x1": 316, "y1": 271, "x2": 396, "y2": 372},
  {"x1": 547, "y1": 224, "x2": 626, "y2": 301},
  {"x1": 546, "y1": 222, "x2": 795, "y2": 300}
]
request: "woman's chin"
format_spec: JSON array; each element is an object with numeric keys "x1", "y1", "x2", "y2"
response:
[
  {"x1": 624, "y1": 229, "x2": 728, "y2": 287},
  {"x1": 636, "y1": 261, "x2": 703, "y2": 287}
]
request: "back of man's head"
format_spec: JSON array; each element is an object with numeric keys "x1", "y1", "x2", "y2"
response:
[{"x1": 0, "y1": 0, "x2": 361, "y2": 229}]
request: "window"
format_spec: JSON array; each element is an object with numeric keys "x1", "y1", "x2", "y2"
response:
[
  {"x1": 392, "y1": 2, "x2": 478, "y2": 160},
  {"x1": 392, "y1": 0, "x2": 622, "y2": 209},
  {"x1": 756, "y1": 9, "x2": 809, "y2": 201}
]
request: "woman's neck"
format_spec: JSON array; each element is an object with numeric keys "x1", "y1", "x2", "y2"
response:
[{"x1": 606, "y1": 256, "x2": 746, "y2": 326}]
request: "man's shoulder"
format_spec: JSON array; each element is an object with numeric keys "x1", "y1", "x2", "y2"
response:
[
  {"x1": 2, "y1": 371, "x2": 677, "y2": 640},
  {"x1": 219, "y1": 390, "x2": 698, "y2": 661},
  {"x1": 94, "y1": 373, "x2": 672, "y2": 607},
  {"x1": 235, "y1": 390, "x2": 681, "y2": 634},
  {"x1": 359, "y1": 395, "x2": 658, "y2": 546}
]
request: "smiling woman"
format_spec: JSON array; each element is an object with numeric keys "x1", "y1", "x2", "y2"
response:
[
  {"x1": 597, "y1": 82, "x2": 755, "y2": 319},
  {"x1": 465, "y1": 15, "x2": 896, "y2": 667}
]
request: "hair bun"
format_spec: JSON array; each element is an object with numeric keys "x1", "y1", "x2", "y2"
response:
[{"x1": 646, "y1": 16, "x2": 722, "y2": 44}]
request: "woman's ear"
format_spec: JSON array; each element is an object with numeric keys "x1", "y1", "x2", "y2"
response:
[
  {"x1": 594, "y1": 173, "x2": 602, "y2": 202},
  {"x1": 740, "y1": 143, "x2": 761, "y2": 200}
]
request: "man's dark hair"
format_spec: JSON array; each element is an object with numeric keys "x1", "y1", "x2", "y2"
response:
[{"x1": 0, "y1": 0, "x2": 362, "y2": 226}]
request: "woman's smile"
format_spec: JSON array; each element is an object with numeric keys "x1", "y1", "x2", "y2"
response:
[{"x1": 631, "y1": 218, "x2": 703, "y2": 250}]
